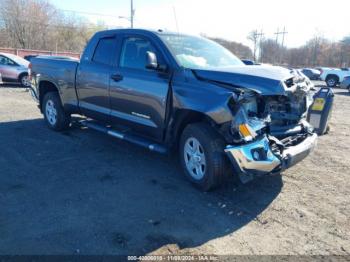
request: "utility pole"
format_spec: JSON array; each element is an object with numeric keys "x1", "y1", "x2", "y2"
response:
[
  {"x1": 130, "y1": 0, "x2": 134, "y2": 28},
  {"x1": 274, "y1": 27, "x2": 288, "y2": 64},
  {"x1": 280, "y1": 26, "x2": 288, "y2": 64},
  {"x1": 274, "y1": 28, "x2": 280, "y2": 44},
  {"x1": 280, "y1": 26, "x2": 288, "y2": 48},
  {"x1": 256, "y1": 30, "x2": 264, "y2": 63}
]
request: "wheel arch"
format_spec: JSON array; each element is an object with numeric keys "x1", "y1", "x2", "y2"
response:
[
  {"x1": 38, "y1": 80, "x2": 60, "y2": 112},
  {"x1": 326, "y1": 74, "x2": 339, "y2": 82},
  {"x1": 18, "y1": 72, "x2": 28, "y2": 81},
  {"x1": 167, "y1": 109, "x2": 227, "y2": 149}
]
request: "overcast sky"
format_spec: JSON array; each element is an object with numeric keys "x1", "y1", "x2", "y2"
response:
[{"x1": 51, "y1": 0, "x2": 349, "y2": 49}]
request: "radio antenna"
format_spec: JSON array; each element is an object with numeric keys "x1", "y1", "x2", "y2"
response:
[{"x1": 173, "y1": 6, "x2": 180, "y2": 35}]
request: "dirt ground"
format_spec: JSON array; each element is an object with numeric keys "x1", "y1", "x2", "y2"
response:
[{"x1": 0, "y1": 83, "x2": 349, "y2": 256}]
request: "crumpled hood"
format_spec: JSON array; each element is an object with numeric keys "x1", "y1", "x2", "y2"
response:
[{"x1": 193, "y1": 65, "x2": 296, "y2": 96}]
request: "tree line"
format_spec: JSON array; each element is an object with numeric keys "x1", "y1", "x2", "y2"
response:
[
  {"x1": 1, "y1": 0, "x2": 349, "y2": 68},
  {"x1": 256, "y1": 35, "x2": 350, "y2": 68},
  {"x1": 0, "y1": 0, "x2": 105, "y2": 53}
]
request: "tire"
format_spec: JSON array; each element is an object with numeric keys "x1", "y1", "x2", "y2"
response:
[
  {"x1": 326, "y1": 76, "x2": 338, "y2": 87},
  {"x1": 179, "y1": 122, "x2": 229, "y2": 191},
  {"x1": 19, "y1": 73, "x2": 30, "y2": 87},
  {"x1": 42, "y1": 92, "x2": 71, "y2": 131}
]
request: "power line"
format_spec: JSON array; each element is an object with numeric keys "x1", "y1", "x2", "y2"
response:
[{"x1": 60, "y1": 9, "x2": 118, "y2": 19}]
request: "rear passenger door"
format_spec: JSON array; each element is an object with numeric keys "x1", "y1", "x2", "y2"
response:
[{"x1": 76, "y1": 36, "x2": 118, "y2": 122}]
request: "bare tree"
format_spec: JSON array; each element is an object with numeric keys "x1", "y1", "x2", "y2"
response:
[
  {"x1": 0, "y1": 0, "x2": 58, "y2": 49},
  {"x1": 0, "y1": 0, "x2": 106, "y2": 53},
  {"x1": 247, "y1": 30, "x2": 259, "y2": 61},
  {"x1": 209, "y1": 37, "x2": 253, "y2": 59}
]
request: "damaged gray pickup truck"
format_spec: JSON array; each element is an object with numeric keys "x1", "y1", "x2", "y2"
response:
[{"x1": 29, "y1": 29, "x2": 333, "y2": 191}]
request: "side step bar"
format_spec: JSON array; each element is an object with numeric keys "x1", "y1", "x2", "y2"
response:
[{"x1": 80, "y1": 120, "x2": 168, "y2": 154}]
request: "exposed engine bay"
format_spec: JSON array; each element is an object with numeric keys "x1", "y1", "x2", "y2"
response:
[
  {"x1": 243, "y1": 74, "x2": 314, "y2": 126},
  {"x1": 229, "y1": 70, "x2": 316, "y2": 142},
  {"x1": 192, "y1": 66, "x2": 333, "y2": 183},
  {"x1": 224, "y1": 70, "x2": 331, "y2": 183}
]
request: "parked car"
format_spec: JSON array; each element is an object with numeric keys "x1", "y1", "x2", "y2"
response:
[
  {"x1": 24, "y1": 55, "x2": 38, "y2": 62},
  {"x1": 340, "y1": 76, "x2": 350, "y2": 92},
  {"x1": 301, "y1": 68, "x2": 321, "y2": 80},
  {"x1": 0, "y1": 52, "x2": 30, "y2": 87},
  {"x1": 0, "y1": 72, "x2": 2, "y2": 85},
  {"x1": 319, "y1": 67, "x2": 350, "y2": 87},
  {"x1": 29, "y1": 29, "x2": 333, "y2": 191},
  {"x1": 241, "y1": 59, "x2": 260, "y2": 65}
]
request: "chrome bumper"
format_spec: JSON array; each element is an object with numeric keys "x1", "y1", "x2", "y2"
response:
[{"x1": 225, "y1": 133, "x2": 318, "y2": 183}]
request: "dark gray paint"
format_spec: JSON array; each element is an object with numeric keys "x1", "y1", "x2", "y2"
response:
[{"x1": 30, "y1": 29, "x2": 302, "y2": 146}]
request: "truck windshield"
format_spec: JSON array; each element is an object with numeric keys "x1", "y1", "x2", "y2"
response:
[{"x1": 160, "y1": 34, "x2": 244, "y2": 70}]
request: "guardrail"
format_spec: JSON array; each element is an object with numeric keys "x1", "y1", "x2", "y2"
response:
[{"x1": 0, "y1": 47, "x2": 81, "y2": 59}]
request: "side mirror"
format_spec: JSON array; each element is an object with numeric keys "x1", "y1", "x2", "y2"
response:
[{"x1": 145, "y1": 51, "x2": 158, "y2": 70}]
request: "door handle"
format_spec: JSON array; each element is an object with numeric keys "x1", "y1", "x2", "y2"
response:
[{"x1": 111, "y1": 74, "x2": 123, "y2": 82}]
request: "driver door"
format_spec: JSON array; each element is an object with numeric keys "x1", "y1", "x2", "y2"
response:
[{"x1": 109, "y1": 35, "x2": 171, "y2": 141}]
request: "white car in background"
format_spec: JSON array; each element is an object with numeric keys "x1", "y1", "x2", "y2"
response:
[
  {"x1": 319, "y1": 67, "x2": 350, "y2": 87},
  {"x1": 0, "y1": 52, "x2": 30, "y2": 87}
]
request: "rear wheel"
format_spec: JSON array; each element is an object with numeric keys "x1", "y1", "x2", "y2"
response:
[
  {"x1": 42, "y1": 92, "x2": 71, "y2": 131},
  {"x1": 19, "y1": 74, "x2": 30, "y2": 87},
  {"x1": 179, "y1": 122, "x2": 229, "y2": 191}
]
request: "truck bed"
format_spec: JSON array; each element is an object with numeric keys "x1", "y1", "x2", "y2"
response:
[{"x1": 31, "y1": 56, "x2": 80, "y2": 109}]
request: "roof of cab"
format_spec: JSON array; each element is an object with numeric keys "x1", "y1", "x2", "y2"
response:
[{"x1": 94, "y1": 28, "x2": 185, "y2": 37}]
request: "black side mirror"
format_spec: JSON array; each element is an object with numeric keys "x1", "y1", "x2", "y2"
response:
[{"x1": 146, "y1": 51, "x2": 158, "y2": 70}]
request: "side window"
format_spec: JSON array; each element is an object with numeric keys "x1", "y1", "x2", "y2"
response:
[
  {"x1": 92, "y1": 37, "x2": 116, "y2": 66},
  {"x1": 0, "y1": 55, "x2": 15, "y2": 66},
  {"x1": 0, "y1": 56, "x2": 6, "y2": 65},
  {"x1": 119, "y1": 37, "x2": 159, "y2": 70}
]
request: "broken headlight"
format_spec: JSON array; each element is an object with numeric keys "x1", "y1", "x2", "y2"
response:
[{"x1": 230, "y1": 99, "x2": 269, "y2": 143}]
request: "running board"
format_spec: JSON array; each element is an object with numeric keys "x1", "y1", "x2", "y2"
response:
[{"x1": 80, "y1": 120, "x2": 168, "y2": 154}]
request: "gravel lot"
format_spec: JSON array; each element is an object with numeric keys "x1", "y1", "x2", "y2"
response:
[{"x1": 0, "y1": 83, "x2": 349, "y2": 255}]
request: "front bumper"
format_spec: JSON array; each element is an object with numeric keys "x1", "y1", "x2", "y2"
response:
[{"x1": 225, "y1": 133, "x2": 318, "y2": 183}]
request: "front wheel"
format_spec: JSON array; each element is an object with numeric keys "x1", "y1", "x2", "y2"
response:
[
  {"x1": 326, "y1": 76, "x2": 338, "y2": 87},
  {"x1": 179, "y1": 122, "x2": 229, "y2": 191},
  {"x1": 42, "y1": 92, "x2": 71, "y2": 131}
]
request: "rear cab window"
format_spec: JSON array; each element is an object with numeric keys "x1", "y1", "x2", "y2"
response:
[{"x1": 92, "y1": 37, "x2": 117, "y2": 66}]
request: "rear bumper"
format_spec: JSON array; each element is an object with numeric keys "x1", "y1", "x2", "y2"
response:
[
  {"x1": 29, "y1": 77, "x2": 39, "y2": 103},
  {"x1": 29, "y1": 85, "x2": 39, "y2": 102},
  {"x1": 225, "y1": 133, "x2": 318, "y2": 183}
]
